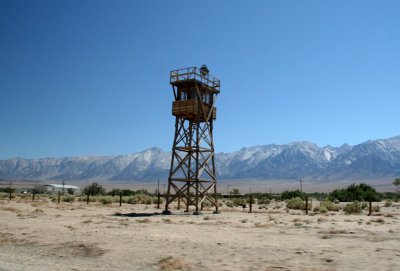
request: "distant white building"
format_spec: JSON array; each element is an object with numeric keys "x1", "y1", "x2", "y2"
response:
[{"x1": 34, "y1": 184, "x2": 80, "y2": 195}]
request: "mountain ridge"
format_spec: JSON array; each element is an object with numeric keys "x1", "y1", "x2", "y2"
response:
[{"x1": 1, "y1": 136, "x2": 400, "y2": 182}]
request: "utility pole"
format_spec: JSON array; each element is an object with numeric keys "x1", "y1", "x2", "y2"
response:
[
  {"x1": 300, "y1": 178, "x2": 303, "y2": 193},
  {"x1": 9, "y1": 182, "x2": 12, "y2": 200}
]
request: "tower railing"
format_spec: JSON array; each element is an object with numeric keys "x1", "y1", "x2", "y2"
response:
[{"x1": 170, "y1": 67, "x2": 220, "y2": 92}]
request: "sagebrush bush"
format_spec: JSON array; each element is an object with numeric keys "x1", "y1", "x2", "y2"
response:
[
  {"x1": 99, "y1": 196, "x2": 114, "y2": 204},
  {"x1": 225, "y1": 201, "x2": 234, "y2": 207},
  {"x1": 232, "y1": 197, "x2": 247, "y2": 207},
  {"x1": 152, "y1": 197, "x2": 164, "y2": 204},
  {"x1": 343, "y1": 201, "x2": 362, "y2": 214},
  {"x1": 384, "y1": 200, "x2": 392, "y2": 207},
  {"x1": 0, "y1": 192, "x2": 10, "y2": 199},
  {"x1": 319, "y1": 205, "x2": 328, "y2": 213},
  {"x1": 258, "y1": 197, "x2": 271, "y2": 205},
  {"x1": 361, "y1": 201, "x2": 368, "y2": 210},
  {"x1": 286, "y1": 197, "x2": 312, "y2": 210},
  {"x1": 126, "y1": 194, "x2": 153, "y2": 204},
  {"x1": 63, "y1": 195, "x2": 75, "y2": 202},
  {"x1": 320, "y1": 200, "x2": 340, "y2": 211}
]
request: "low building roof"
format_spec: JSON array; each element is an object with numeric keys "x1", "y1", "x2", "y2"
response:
[{"x1": 45, "y1": 184, "x2": 80, "y2": 189}]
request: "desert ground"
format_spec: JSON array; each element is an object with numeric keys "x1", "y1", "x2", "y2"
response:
[{"x1": 1, "y1": 197, "x2": 399, "y2": 271}]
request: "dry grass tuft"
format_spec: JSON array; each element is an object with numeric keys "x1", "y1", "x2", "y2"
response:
[
  {"x1": 32, "y1": 208, "x2": 44, "y2": 214},
  {"x1": 318, "y1": 228, "x2": 349, "y2": 235},
  {"x1": 254, "y1": 222, "x2": 271, "y2": 228},
  {"x1": 0, "y1": 232, "x2": 15, "y2": 246},
  {"x1": 0, "y1": 206, "x2": 20, "y2": 212},
  {"x1": 55, "y1": 242, "x2": 107, "y2": 257},
  {"x1": 136, "y1": 218, "x2": 151, "y2": 223},
  {"x1": 157, "y1": 256, "x2": 191, "y2": 271},
  {"x1": 373, "y1": 218, "x2": 385, "y2": 223}
]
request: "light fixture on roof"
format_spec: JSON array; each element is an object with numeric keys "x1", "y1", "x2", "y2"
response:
[{"x1": 200, "y1": 65, "x2": 209, "y2": 76}]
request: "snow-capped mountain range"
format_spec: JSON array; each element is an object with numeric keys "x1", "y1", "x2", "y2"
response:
[{"x1": 1, "y1": 136, "x2": 400, "y2": 182}]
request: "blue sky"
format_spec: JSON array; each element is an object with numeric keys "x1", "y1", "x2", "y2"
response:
[{"x1": 1, "y1": 0, "x2": 399, "y2": 159}]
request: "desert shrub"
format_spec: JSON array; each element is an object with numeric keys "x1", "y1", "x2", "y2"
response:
[
  {"x1": 77, "y1": 195, "x2": 97, "y2": 202},
  {"x1": 63, "y1": 195, "x2": 75, "y2": 202},
  {"x1": 126, "y1": 196, "x2": 136, "y2": 204},
  {"x1": 320, "y1": 200, "x2": 340, "y2": 211},
  {"x1": 0, "y1": 192, "x2": 9, "y2": 199},
  {"x1": 20, "y1": 193, "x2": 30, "y2": 199},
  {"x1": 361, "y1": 201, "x2": 368, "y2": 210},
  {"x1": 246, "y1": 196, "x2": 256, "y2": 204},
  {"x1": 258, "y1": 197, "x2": 271, "y2": 205},
  {"x1": 373, "y1": 205, "x2": 380, "y2": 212},
  {"x1": 225, "y1": 201, "x2": 234, "y2": 207},
  {"x1": 319, "y1": 205, "x2": 328, "y2": 213},
  {"x1": 384, "y1": 200, "x2": 392, "y2": 207},
  {"x1": 232, "y1": 197, "x2": 247, "y2": 207},
  {"x1": 286, "y1": 197, "x2": 312, "y2": 210},
  {"x1": 99, "y1": 196, "x2": 114, "y2": 204},
  {"x1": 152, "y1": 197, "x2": 164, "y2": 204},
  {"x1": 126, "y1": 194, "x2": 153, "y2": 204},
  {"x1": 343, "y1": 201, "x2": 362, "y2": 214}
]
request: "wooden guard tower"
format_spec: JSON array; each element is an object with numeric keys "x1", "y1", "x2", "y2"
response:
[{"x1": 163, "y1": 66, "x2": 221, "y2": 215}]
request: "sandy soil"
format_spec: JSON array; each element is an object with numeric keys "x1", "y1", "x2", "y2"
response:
[{"x1": 0, "y1": 198, "x2": 399, "y2": 271}]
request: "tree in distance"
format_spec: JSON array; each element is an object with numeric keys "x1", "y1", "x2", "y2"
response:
[
  {"x1": 394, "y1": 178, "x2": 400, "y2": 193},
  {"x1": 83, "y1": 182, "x2": 105, "y2": 204}
]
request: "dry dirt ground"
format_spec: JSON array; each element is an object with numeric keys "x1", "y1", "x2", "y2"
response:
[{"x1": 0, "y1": 198, "x2": 399, "y2": 271}]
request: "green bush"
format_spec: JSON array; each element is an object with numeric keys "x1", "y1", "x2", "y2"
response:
[
  {"x1": 152, "y1": 197, "x2": 164, "y2": 204},
  {"x1": 373, "y1": 205, "x2": 380, "y2": 212},
  {"x1": 63, "y1": 195, "x2": 75, "y2": 202},
  {"x1": 319, "y1": 205, "x2": 328, "y2": 213},
  {"x1": 232, "y1": 197, "x2": 247, "y2": 207},
  {"x1": 281, "y1": 190, "x2": 306, "y2": 200},
  {"x1": 258, "y1": 197, "x2": 271, "y2": 205},
  {"x1": 328, "y1": 183, "x2": 380, "y2": 202},
  {"x1": 0, "y1": 192, "x2": 9, "y2": 199},
  {"x1": 225, "y1": 201, "x2": 234, "y2": 207},
  {"x1": 286, "y1": 197, "x2": 312, "y2": 210},
  {"x1": 361, "y1": 201, "x2": 368, "y2": 210},
  {"x1": 126, "y1": 194, "x2": 153, "y2": 204},
  {"x1": 343, "y1": 201, "x2": 362, "y2": 214},
  {"x1": 83, "y1": 182, "x2": 106, "y2": 196},
  {"x1": 320, "y1": 200, "x2": 340, "y2": 211},
  {"x1": 384, "y1": 200, "x2": 392, "y2": 207},
  {"x1": 99, "y1": 196, "x2": 114, "y2": 204},
  {"x1": 246, "y1": 196, "x2": 256, "y2": 204}
]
